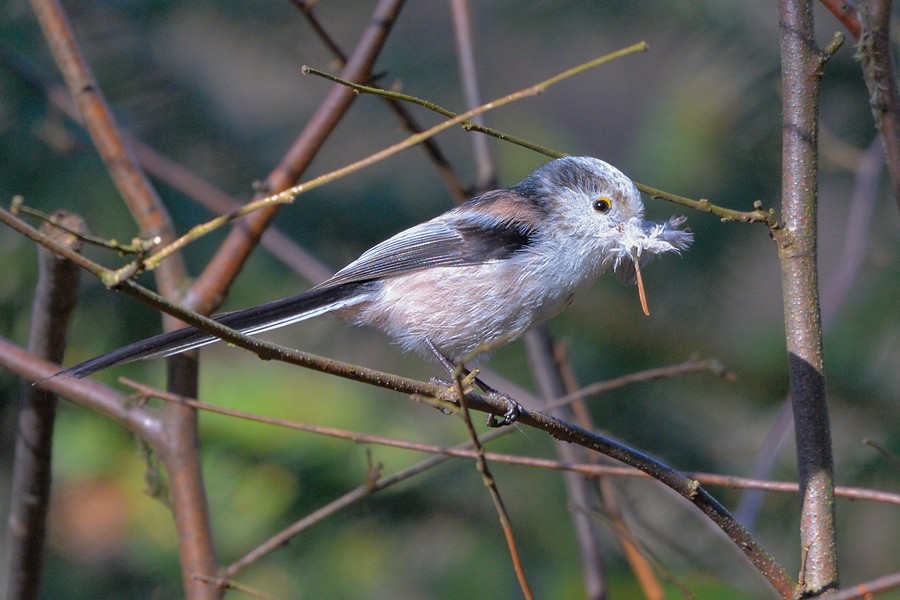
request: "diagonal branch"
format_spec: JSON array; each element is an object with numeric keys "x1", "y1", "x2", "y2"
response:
[
  {"x1": 28, "y1": 0, "x2": 187, "y2": 300},
  {"x1": 304, "y1": 63, "x2": 778, "y2": 226},
  {"x1": 183, "y1": 0, "x2": 407, "y2": 317},
  {"x1": 134, "y1": 44, "x2": 652, "y2": 273},
  {"x1": 1, "y1": 202, "x2": 794, "y2": 596},
  {"x1": 293, "y1": 0, "x2": 469, "y2": 203}
]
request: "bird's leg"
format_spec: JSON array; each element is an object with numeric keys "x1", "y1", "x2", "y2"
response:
[{"x1": 424, "y1": 339, "x2": 522, "y2": 428}]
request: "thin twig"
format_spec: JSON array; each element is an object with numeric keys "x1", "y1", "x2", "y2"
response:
[
  {"x1": 292, "y1": 0, "x2": 469, "y2": 203},
  {"x1": 138, "y1": 43, "x2": 651, "y2": 274},
  {"x1": 548, "y1": 357, "x2": 733, "y2": 411},
  {"x1": 452, "y1": 367, "x2": 534, "y2": 600},
  {"x1": 219, "y1": 426, "x2": 511, "y2": 579},
  {"x1": 192, "y1": 575, "x2": 278, "y2": 600},
  {"x1": 183, "y1": 0, "x2": 406, "y2": 319},
  {"x1": 304, "y1": 57, "x2": 783, "y2": 227},
  {"x1": 863, "y1": 438, "x2": 900, "y2": 469},
  {"x1": 122, "y1": 379, "x2": 900, "y2": 507},
  {"x1": 290, "y1": 1, "x2": 347, "y2": 64},
  {"x1": 450, "y1": 0, "x2": 496, "y2": 190},
  {"x1": 11, "y1": 198, "x2": 155, "y2": 255},
  {"x1": 825, "y1": 571, "x2": 900, "y2": 600},
  {"x1": 305, "y1": 65, "x2": 567, "y2": 160}
]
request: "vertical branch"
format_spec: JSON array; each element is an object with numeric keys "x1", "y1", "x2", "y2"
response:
[
  {"x1": 29, "y1": 3, "x2": 218, "y2": 596},
  {"x1": 524, "y1": 330, "x2": 609, "y2": 600},
  {"x1": 857, "y1": 0, "x2": 900, "y2": 210},
  {"x1": 4, "y1": 215, "x2": 84, "y2": 600},
  {"x1": 552, "y1": 339, "x2": 666, "y2": 600},
  {"x1": 162, "y1": 357, "x2": 220, "y2": 600},
  {"x1": 735, "y1": 138, "x2": 883, "y2": 528},
  {"x1": 450, "y1": 0, "x2": 496, "y2": 189},
  {"x1": 164, "y1": 4, "x2": 405, "y2": 597},
  {"x1": 778, "y1": 1, "x2": 839, "y2": 595},
  {"x1": 452, "y1": 372, "x2": 535, "y2": 600}
]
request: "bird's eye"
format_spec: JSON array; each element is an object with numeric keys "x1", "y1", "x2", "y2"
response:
[{"x1": 593, "y1": 197, "x2": 612, "y2": 213}]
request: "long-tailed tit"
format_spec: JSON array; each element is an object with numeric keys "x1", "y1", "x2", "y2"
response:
[{"x1": 54, "y1": 157, "x2": 693, "y2": 412}]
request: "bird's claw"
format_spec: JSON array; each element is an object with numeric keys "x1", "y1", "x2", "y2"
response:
[
  {"x1": 431, "y1": 378, "x2": 522, "y2": 426},
  {"x1": 485, "y1": 392, "x2": 523, "y2": 428}
]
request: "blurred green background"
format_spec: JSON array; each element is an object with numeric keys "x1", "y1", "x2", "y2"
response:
[{"x1": 1, "y1": 1, "x2": 898, "y2": 598}]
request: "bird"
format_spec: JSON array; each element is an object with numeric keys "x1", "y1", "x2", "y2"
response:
[{"x1": 53, "y1": 156, "x2": 692, "y2": 422}]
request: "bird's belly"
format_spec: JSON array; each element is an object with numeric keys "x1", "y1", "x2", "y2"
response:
[{"x1": 353, "y1": 265, "x2": 574, "y2": 360}]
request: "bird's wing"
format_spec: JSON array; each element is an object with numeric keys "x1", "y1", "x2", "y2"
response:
[{"x1": 315, "y1": 209, "x2": 537, "y2": 290}]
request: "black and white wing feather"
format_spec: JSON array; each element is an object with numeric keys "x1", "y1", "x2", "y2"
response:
[
  {"x1": 318, "y1": 208, "x2": 537, "y2": 289},
  {"x1": 54, "y1": 193, "x2": 538, "y2": 379}
]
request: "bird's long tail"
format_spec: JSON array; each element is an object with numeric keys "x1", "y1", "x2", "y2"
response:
[{"x1": 54, "y1": 283, "x2": 366, "y2": 379}]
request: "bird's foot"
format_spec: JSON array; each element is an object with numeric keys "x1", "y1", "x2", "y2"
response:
[
  {"x1": 429, "y1": 374, "x2": 523, "y2": 427},
  {"x1": 484, "y1": 391, "x2": 523, "y2": 428}
]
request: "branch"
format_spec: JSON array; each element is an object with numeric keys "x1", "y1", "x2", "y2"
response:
[
  {"x1": 305, "y1": 55, "x2": 779, "y2": 227},
  {"x1": 183, "y1": 0, "x2": 407, "y2": 317},
  {"x1": 138, "y1": 43, "x2": 653, "y2": 273},
  {"x1": 29, "y1": 3, "x2": 213, "y2": 591},
  {"x1": 3, "y1": 215, "x2": 83, "y2": 600},
  {"x1": 293, "y1": 0, "x2": 469, "y2": 203},
  {"x1": 115, "y1": 380, "x2": 900, "y2": 508},
  {"x1": 826, "y1": 572, "x2": 900, "y2": 600},
  {"x1": 857, "y1": 0, "x2": 900, "y2": 210},
  {"x1": 450, "y1": 0, "x2": 496, "y2": 190},
  {"x1": 525, "y1": 330, "x2": 628, "y2": 599},
  {"x1": 452, "y1": 370, "x2": 534, "y2": 600},
  {"x1": 0, "y1": 337, "x2": 162, "y2": 441},
  {"x1": 3, "y1": 204, "x2": 793, "y2": 596},
  {"x1": 29, "y1": 0, "x2": 187, "y2": 300},
  {"x1": 819, "y1": 0, "x2": 862, "y2": 39},
  {"x1": 779, "y1": 1, "x2": 839, "y2": 595}
]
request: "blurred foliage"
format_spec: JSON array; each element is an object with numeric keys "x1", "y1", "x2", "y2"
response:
[{"x1": 1, "y1": 1, "x2": 899, "y2": 599}]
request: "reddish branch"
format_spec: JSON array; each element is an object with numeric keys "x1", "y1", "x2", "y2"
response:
[
  {"x1": 820, "y1": 0, "x2": 900, "y2": 210},
  {"x1": 183, "y1": 0, "x2": 407, "y2": 316},
  {"x1": 28, "y1": 0, "x2": 186, "y2": 300},
  {"x1": 819, "y1": 0, "x2": 862, "y2": 38},
  {"x1": 27, "y1": 0, "x2": 215, "y2": 595},
  {"x1": 3, "y1": 216, "x2": 83, "y2": 600},
  {"x1": 857, "y1": 0, "x2": 900, "y2": 210},
  {"x1": 25, "y1": 1, "x2": 407, "y2": 598}
]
